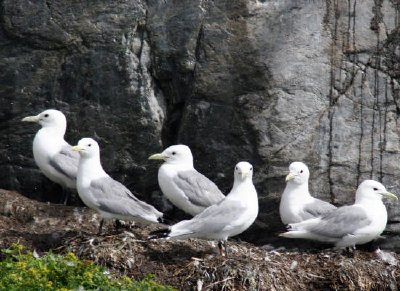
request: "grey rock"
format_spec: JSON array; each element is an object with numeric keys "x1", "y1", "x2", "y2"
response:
[{"x1": 1, "y1": 0, "x2": 400, "y2": 248}]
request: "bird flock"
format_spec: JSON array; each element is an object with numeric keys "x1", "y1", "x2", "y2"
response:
[{"x1": 21, "y1": 109, "x2": 398, "y2": 256}]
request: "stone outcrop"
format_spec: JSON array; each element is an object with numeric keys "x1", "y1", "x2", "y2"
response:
[{"x1": 0, "y1": 0, "x2": 400, "y2": 246}]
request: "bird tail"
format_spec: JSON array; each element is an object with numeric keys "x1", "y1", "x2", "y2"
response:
[{"x1": 148, "y1": 228, "x2": 171, "y2": 240}]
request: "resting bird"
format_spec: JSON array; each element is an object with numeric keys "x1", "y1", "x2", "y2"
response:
[
  {"x1": 148, "y1": 145, "x2": 225, "y2": 216},
  {"x1": 22, "y1": 109, "x2": 78, "y2": 204},
  {"x1": 149, "y1": 161, "x2": 258, "y2": 256},
  {"x1": 280, "y1": 180, "x2": 398, "y2": 248},
  {"x1": 72, "y1": 138, "x2": 163, "y2": 234},
  {"x1": 279, "y1": 161, "x2": 336, "y2": 225}
]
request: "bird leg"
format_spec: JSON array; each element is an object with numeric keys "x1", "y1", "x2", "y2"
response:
[
  {"x1": 342, "y1": 246, "x2": 356, "y2": 258},
  {"x1": 218, "y1": 240, "x2": 228, "y2": 257},
  {"x1": 98, "y1": 219, "x2": 105, "y2": 235},
  {"x1": 114, "y1": 219, "x2": 122, "y2": 232},
  {"x1": 61, "y1": 188, "x2": 69, "y2": 205}
]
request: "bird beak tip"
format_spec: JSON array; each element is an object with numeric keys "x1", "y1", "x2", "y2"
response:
[{"x1": 148, "y1": 153, "x2": 165, "y2": 161}]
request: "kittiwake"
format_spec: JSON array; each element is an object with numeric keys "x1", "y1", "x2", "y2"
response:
[
  {"x1": 280, "y1": 180, "x2": 398, "y2": 248},
  {"x1": 22, "y1": 109, "x2": 78, "y2": 204},
  {"x1": 280, "y1": 161, "x2": 336, "y2": 225},
  {"x1": 72, "y1": 138, "x2": 163, "y2": 234},
  {"x1": 149, "y1": 161, "x2": 258, "y2": 256},
  {"x1": 148, "y1": 145, "x2": 225, "y2": 216}
]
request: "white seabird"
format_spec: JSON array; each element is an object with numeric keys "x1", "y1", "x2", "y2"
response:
[
  {"x1": 72, "y1": 138, "x2": 163, "y2": 234},
  {"x1": 148, "y1": 145, "x2": 225, "y2": 216},
  {"x1": 22, "y1": 109, "x2": 78, "y2": 204},
  {"x1": 280, "y1": 161, "x2": 336, "y2": 225},
  {"x1": 280, "y1": 180, "x2": 398, "y2": 248},
  {"x1": 149, "y1": 161, "x2": 258, "y2": 256}
]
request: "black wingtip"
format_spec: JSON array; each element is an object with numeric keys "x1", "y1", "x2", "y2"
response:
[
  {"x1": 148, "y1": 228, "x2": 171, "y2": 240},
  {"x1": 157, "y1": 216, "x2": 164, "y2": 223}
]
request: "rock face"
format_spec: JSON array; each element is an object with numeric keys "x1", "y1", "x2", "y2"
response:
[{"x1": 1, "y1": 0, "x2": 400, "y2": 246}]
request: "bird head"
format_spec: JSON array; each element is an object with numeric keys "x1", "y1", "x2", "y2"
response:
[
  {"x1": 22, "y1": 109, "x2": 67, "y2": 131},
  {"x1": 234, "y1": 161, "x2": 253, "y2": 181},
  {"x1": 356, "y1": 180, "x2": 397, "y2": 202},
  {"x1": 148, "y1": 144, "x2": 193, "y2": 166},
  {"x1": 72, "y1": 138, "x2": 100, "y2": 159},
  {"x1": 285, "y1": 161, "x2": 310, "y2": 185}
]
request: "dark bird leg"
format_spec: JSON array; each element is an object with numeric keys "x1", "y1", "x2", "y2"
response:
[
  {"x1": 218, "y1": 240, "x2": 228, "y2": 257},
  {"x1": 98, "y1": 219, "x2": 105, "y2": 235},
  {"x1": 61, "y1": 188, "x2": 69, "y2": 205},
  {"x1": 114, "y1": 219, "x2": 122, "y2": 232}
]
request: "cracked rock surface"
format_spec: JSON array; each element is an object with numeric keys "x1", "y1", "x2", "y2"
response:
[{"x1": 1, "y1": 0, "x2": 400, "y2": 248}]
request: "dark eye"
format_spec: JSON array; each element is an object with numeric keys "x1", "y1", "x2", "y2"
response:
[
  {"x1": 172, "y1": 151, "x2": 176, "y2": 155},
  {"x1": 44, "y1": 114, "x2": 49, "y2": 118},
  {"x1": 300, "y1": 170, "x2": 303, "y2": 173},
  {"x1": 235, "y1": 166, "x2": 238, "y2": 170},
  {"x1": 88, "y1": 144, "x2": 92, "y2": 147},
  {"x1": 373, "y1": 187, "x2": 378, "y2": 191},
  {"x1": 250, "y1": 167, "x2": 253, "y2": 171}
]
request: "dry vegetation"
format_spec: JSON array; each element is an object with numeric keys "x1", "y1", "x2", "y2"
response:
[{"x1": 0, "y1": 189, "x2": 398, "y2": 290}]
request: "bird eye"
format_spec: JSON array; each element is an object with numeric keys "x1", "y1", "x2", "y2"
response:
[
  {"x1": 172, "y1": 151, "x2": 176, "y2": 155},
  {"x1": 250, "y1": 167, "x2": 253, "y2": 171},
  {"x1": 44, "y1": 114, "x2": 49, "y2": 118},
  {"x1": 373, "y1": 187, "x2": 378, "y2": 191},
  {"x1": 88, "y1": 144, "x2": 92, "y2": 147},
  {"x1": 300, "y1": 170, "x2": 303, "y2": 173}
]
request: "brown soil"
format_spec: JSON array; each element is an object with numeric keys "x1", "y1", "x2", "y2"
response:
[{"x1": 0, "y1": 189, "x2": 398, "y2": 290}]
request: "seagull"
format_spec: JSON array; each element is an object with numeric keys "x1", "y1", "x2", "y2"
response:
[
  {"x1": 279, "y1": 162, "x2": 336, "y2": 225},
  {"x1": 72, "y1": 138, "x2": 163, "y2": 234},
  {"x1": 22, "y1": 109, "x2": 78, "y2": 204},
  {"x1": 149, "y1": 161, "x2": 258, "y2": 256},
  {"x1": 148, "y1": 145, "x2": 225, "y2": 216},
  {"x1": 280, "y1": 180, "x2": 398, "y2": 248}
]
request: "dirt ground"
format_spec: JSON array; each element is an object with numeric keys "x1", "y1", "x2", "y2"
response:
[{"x1": 0, "y1": 189, "x2": 399, "y2": 290}]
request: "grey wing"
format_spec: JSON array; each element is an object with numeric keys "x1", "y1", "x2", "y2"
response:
[
  {"x1": 176, "y1": 200, "x2": 246, "y2": 235},
  {"x1": 302, "y1": 199, "x2": 337, "y2": 219},
  {"x1": 49, "y1": 146, "x2": 79, "y2": 180},
  {"x1": 305, "y1": 206, "x2": 371, "y2": 239},
  {"x1": 90, "y1": 177, "x2": 162, "y2": 216},
  {"x1": 96, "y1": 197, "x2": 161, "y2": 221},
  {"x1": 173, "y1": 170, "x2": 225, "y2": 208}
]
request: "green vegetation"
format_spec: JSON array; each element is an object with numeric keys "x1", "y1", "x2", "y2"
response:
[{"x1": 0, "y1": 244, "x2": 175, "y2": 290}]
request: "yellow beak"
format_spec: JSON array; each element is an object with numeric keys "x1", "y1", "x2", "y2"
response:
[
  {"x1": 241, "y1": 171, "x2": 249, "y2": 179},
  {"x1": 148, "y1": 153, "x2": 165, "y2": 161},
  {"x1": 21, "y1": 115, "x2": 40, "y2": 123},
  {"x1": 383, "y1": 192, "x2": 398, "y2": 200},
  {"x1": 285, "y1": 172, "x2": 295, "y2": 182},
  {"x1": 71, "y1": 145, "x2": 83, "y2": 152}
]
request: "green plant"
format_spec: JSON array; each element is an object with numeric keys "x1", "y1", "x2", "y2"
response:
[{"x1": 0, "y1": 243, "x2": 175, "y2": 290}]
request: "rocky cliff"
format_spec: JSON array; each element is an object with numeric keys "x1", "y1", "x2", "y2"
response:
[{"x1": 1, "y1": 0, "x2": 400, "y2": 247}]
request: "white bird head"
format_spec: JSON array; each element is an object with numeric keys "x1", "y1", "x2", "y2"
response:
[
  {"x1": 148, "y1": 144, "x2": 193, "y2": 166},
  {"x1": 356, "y1": 180, "x2": 397, "y2": 202},
  {"x1": 285, "y1": 162, "x2": 310, "y2": 185},
  {"x1": 234, "y1": 161, "x2": 253, "y2": 181},
  {"x1": 22, "y1": 109, "x2": 67, "y2": 133},
  {"x1": 72, "y1": 138, "x2": 100, "y2": 159}
]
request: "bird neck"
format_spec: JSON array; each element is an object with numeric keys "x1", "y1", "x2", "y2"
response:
[
  {"x1": 78, "y1": 155, "x2": 107, "y2": 182},
  {"x1": 231, "y1": 178, "x2": 254, "y2": 196},
  {"x1": 38, "y1": 126, "x2": 66, "y2": 139},
  {"x1": 355, "y1": 192, "x2": 383, "y2": 207},
  {"x1": 285, "y1": 181, "x2": 311, "y2": 197}
]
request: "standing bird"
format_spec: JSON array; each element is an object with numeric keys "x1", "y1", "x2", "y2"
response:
[
  {"x1": 22, "y1": 109, "x2": 78, "y2": 204},
  {"x1": 148, "y1": 145, "x2": 225, "y2": 216},
  {"x1": 149, "y1": 162, "x2": 258, "y2": 256},
  {"x1": 72, "y1": 138, "x2": 163, "y2": 234},
  {"x1": 280, "y1": 162, "x2": 336, "y2": 225},
  {"x1": 280, "y1": 180, "x2": 398, "y2": 248}
]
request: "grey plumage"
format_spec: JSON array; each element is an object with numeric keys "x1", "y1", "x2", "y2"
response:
[{"x1": 173, "y1": 170, "x2": 224, "y2": 208}]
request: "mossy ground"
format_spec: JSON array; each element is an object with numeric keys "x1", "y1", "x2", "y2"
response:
[{"x1": 0, "y1": 190, "x2": 399, "y2": 290}]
